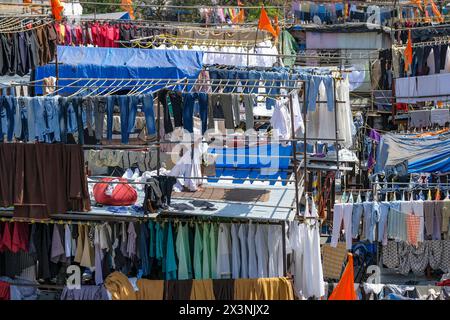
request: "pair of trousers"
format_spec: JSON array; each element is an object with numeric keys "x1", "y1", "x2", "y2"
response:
[
  {"x1": 43, "y1": 96, "x2": 61, "y2": 143},
  {"x1": 4, "y1": 96, "x2": 16, "y2": 141},
  {"x1": 169, "y1": 92, "x2": 183, "y2": 128},
  {"x1": 331, "y1": 203, "x2": 353, "y2": 250},
  {"x1": 118, "y1": 96, "x2": 133, "y2": 143},
  {"x1": 378, "y1": 202, "x2": 390, "y2": 245},
  {"x1": 307, "y1": 75, "x2": 335, "y2": 112},
  {"x1": 157, "y1": 90, "x2": 173, "y2": 134},
  {"x1": 184, "y1": 93, "x2": 208, "y2": 134},
  {"x1": 218, "y1": 94, "x2": 235, "y2": 130},
  {"x1": 140, "y1": 94, "x2": 156, "y2": 136},
  {"x1": 363, "y1": 202, "x2": 380, "y2": 243},
  {"x1": 242, "y1": 94, "x2": 255, "y2": 130},
  {"x1": 352, "y1": 203, "x2": 364, "y2": 238}
]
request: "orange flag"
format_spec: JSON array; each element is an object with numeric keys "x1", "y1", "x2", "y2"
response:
[
  {"x1": 121, "y1": 0, "x2": 135, "y2": 20},
  {"x1": 404, "y1": 30, "x2": 413, "y2": 72},
  {"x1": 50, "y1": 0, "x2": 64, "y2": 21},
  {"x1": 329, "y1": 253, "x2": 358, "y2": 300},
  {"x1": 258, "y1": 6, "x2": 277, "y2": 38},
  {"x1": 23, "y1": 0, "x2": 32, "y2": 4}
]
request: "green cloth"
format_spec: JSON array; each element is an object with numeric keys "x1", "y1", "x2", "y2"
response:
[
  {"x1": 202, "y1": 223, "x2": 211, "y2": 279},
  {"x1": 193, "y1": 223, "x2": 203, "y2": 279},
  {"x1": 164, "y1": 222, "x2": 177, "y2": 280},
  {"x1": 209, "y1": 223, "x2": 218, "y2": 279},
  {"x1": 176, "y1": 222, "x2": 193, "y2": 280},
  {"x1": 282, "y1": 30, "x2": 298, "y2": 67}
]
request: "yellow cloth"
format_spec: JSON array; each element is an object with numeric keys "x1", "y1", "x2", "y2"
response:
[
  {"x1": 234, "y1": 278, "x2": 294, "y2": 300},
  {"x1": 74, "y1": 225, "x2": 84, "y2": 263},
  {"x1": 190, "y1": 280, "x2": 216, "y2": 300},
  {"x1": 80, "y1": 225, "x2": 95, "y2": 268},
  {"x1": 234, "y1": 279, "x2": 258, "y2": 300},
  {"x1": 104, "y1": 272, "x2": 137, "y2": 300},
  {"x1": 136, "y1": 279, "x2": 164, "y2": 300}
]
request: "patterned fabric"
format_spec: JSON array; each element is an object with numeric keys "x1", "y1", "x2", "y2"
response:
[
  {"x1": 406, "y1": 214, "x2": 421, "y2": 247},
  {"x1": 409, "y1": 242, "x2": 429, "y2": 276},
  {"x1": 382, "y1": 241, "x2": 399, "y2": 269},
  {"x1": 428, "y1": 240, "x2": 442, "y2": 270},
  {"x1": 441, "y1": 240, "x2": 450, "y2": 273}
]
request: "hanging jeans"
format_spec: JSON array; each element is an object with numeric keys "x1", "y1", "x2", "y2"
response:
[
  {"x1": 352, "y1": 203, "x2": 364, "y2": 238},
  {"x1": 363, "y1": 202, "x2": 380, "y2": 243},
  {"x1": 71, "y1": 97, "x2": 84, "y2": 144},
  {"x1": 157, "y1": 90, "x2": 173, "y2": 134},
  {"x1": 236, "y1": 70, "x2": 250, "y2": 94},
  {"x1": 93, "y1": 96, "x2": 107, "y2": 141},
  {"x1": 307, "y1": 76, "x2": 334, "y2": 112},
  {"x1": 331, "y1": 203, "x2": 353, "y2": 250},
  {"x1": 196, "y1": 93, "x2": 208, "y2": 134},
  {"x1": 21, "y1": 97, "x2": 35, "y2": 142},
  {"x1": 169, "y1": 92, "x2": 183, "y2": 128},
  {"x1": 43, "y1": 96, "x2": 61, "y2": 143},
  {"x1": 378, "y1": 202, "x2": 390, "y2": 245},
  {"x1": 15, "y1": 97, "x2": 31, "y2": 141},
  {"x1": 106, "y1": 95, "x2": 116, "y2": 140},
  {"x1": 127, "y1": 96, "x2": 139, "y2": 138},
  {"x1": 57, "y1": 96, "x2": 68, "y2": 143},
  {"x1": 4, "y1": 96, "x2": 16, "y2": 141},
  {"x1": 140, "y1": 94, "x2": 156, "y2": 136},
  {"x1": 118, "y1": 95, "x2": 130, "y2": 144},
  {"x1": 182, "y1": 92, "x2": 195, "y2": 133},
  {"x1": 248, "y1": 70, "x2": 261, "y2": 94},
  {"x1": 242, "y1": 94, "x2": 255, "y2": 130}
]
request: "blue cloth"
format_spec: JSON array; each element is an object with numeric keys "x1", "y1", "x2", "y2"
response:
[
  {"x1": 139, "y1": 222, "x2": 150, "y2": 277},
  {"x1": 378, "y1": 202, "x2": 390, "y2": 242},
  {"x1": 35, "y1": 46, "x2": 204, "y2": 95},
  {"x1": 140, "y1": 94, "x2": 156, "y2": 136},
  {"x1": 106, "y1": 95, "x2": 116, "y2": 140},
  {"x1": 182, "y1": 92, "x2": 195, "y2": 133},
  {"x1": 118, "y1": 96, "x2": 130, "y2": 143}
]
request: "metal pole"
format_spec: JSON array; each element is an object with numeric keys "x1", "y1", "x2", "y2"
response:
[
  {"x1": 156, "y1": 96, "x2": 161, "y2": 176},
  {"x1": 302, "y1": 81, "x2": 308, "y2": 199},
  {"x1": 281, "y1": 221, "x2": 287, "y2": 276},
  {"x1": 289, "y1": 92, "x2": 300, "y2": 216},
  {"x1": 333, "y1": 77, "x2": 340, "y2": 174}
]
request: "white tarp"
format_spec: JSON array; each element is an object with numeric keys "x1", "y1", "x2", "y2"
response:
[{"x1": 395, "y1": 73, "x2": 450, "y2": 103}]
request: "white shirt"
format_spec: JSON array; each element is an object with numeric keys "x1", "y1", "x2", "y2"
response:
[
  {"x1": 216, "y1": 223, "x2": 232, "y2": 279},
  {"x1": 255, "y1": 224, "x2": 269, "y2": 278},
  {"x1": 238, "y1": 224, "x2": 249, "y2": 278},
  {"x1": 270, "y1": 98, "x2": 292, "y2": 140},
  {"x1": 230, "y1": 224, "x2": 241, "y2": 279},
  {"x1": 247, "y1": 223, "x2": 258, "y2": 278},
  {"x1": 268, "y1": 225, "x2": 283, "y2": 277}
]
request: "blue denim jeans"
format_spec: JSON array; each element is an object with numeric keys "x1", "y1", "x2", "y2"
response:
[
  {"x1": 4, "y1": 96, "x2": 16, "y2": 141},
  {"x1": 44, "y1": 96, "x2": 61, "y2": 142},
  {"x1": 118, "y1": 95, "x2": 130, "y2": 143},
  {"x1": 307, "y1": 75, "x2": 334, "y2": 112},
  {"x1": 182, "y1": 93, "x2": 195, "y2": 133},
  {"x1": 139, "y1": 94, "x2": 156, "y2": 136},
  {"x1": 106, "y1": 95, "x2": 116, "y2": 140},
  {"x1": 197, "y1": 92, "x2": 208, "y2": 134},
  {"x1": 378, "y1": 202, "x2": 390, "y2": 243},
  {"x1": 58, "y1": 96, "x2": 68, "y2": 143},
  {"x1": 71, "y1": 97, "x2": 84, "y2": 144},
  {"x1": 127, "y1": 96, "x2": 139, "y2": 136},
  {"x1": 248, "y1": 70, "x2": 261, "y2": 94},
  {"x1": 363, "y1": 202, "x2": 380, "y2": 243}
]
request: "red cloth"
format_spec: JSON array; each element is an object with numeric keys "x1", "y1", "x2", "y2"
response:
[
  {"x1": 91, "y1": 22, "x2": 100, "y2": 46},
  {"x1": 11, "y1": 222, "x2": 29, "y2": 253},
  {"x1": 437, "y1": 279, "x2": 450, "y2": 286},
  {"x1": 0, "y1": 281, "x2": 10, "y2": 300},
  {"x1": 114, "y1": 25, "x2": 120, "y2": 48},
  {"x1": 99, "y1": 23, "x2": 108, "y2": 47},
  {"x1": 93, "y1": 178, "x2": 137, "y2": 206},
  {"x1": 0, "y1": 223, "x2": 12, "y2": 252}
]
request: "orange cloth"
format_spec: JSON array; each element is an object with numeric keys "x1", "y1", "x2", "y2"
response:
[
  {"x1": 258, "y1": 6, "x2": 277, "y2": 38},
  {"x1": 415, "y1": 128, "x2": 450, "y2": 138},
  {"x1": 404, "y1": 30, "x2": 413, "y2": 72},
  {"x1": 328, "y1": 253, "x2": 357, "y2": 300},
  {"x1": 406, "y1": 214, "x2": 421, "y2": 247},
  {"x1": 232, "y1": 9, "x2": 245, "y2": 24},
  {"x1": 121, "y1": 0, "x2": 135, "y2": 20},
  {"x1": 274, "y1": 16, "x2": 281, "y2": 38},
  {"x1": 51, "y1": 0, "x2": 64, "y2": 22},
  {"x1": 430, "y1": 0, "x2": 444, "y2": 22},
  {"x1": 410, "y1": 0, "x2": 423, "y2": 11}
]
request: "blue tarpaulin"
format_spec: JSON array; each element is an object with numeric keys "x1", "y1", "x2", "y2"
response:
[
  {"x1": 376, "y1": 132, "x2": 450, "y2": 174},
  {"x1": 35, "y1": 46, "x2": 204, "y2": 94}
]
